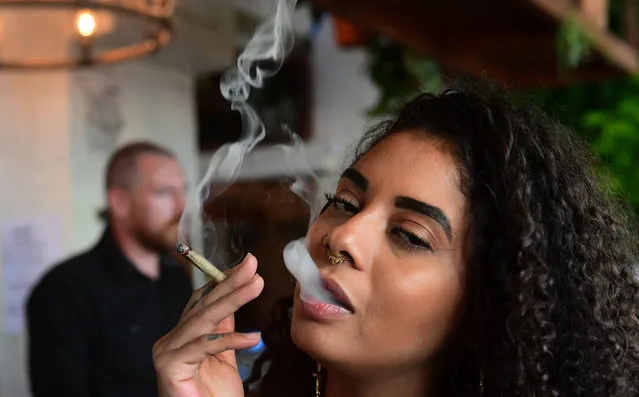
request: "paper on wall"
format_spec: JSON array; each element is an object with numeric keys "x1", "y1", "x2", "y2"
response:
[{"x1": 1, "y1": 215, "x2": 63, "y2": 333}]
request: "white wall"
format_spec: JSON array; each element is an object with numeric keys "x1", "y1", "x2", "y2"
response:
[
  {"x1": 0, "y1": 69, "x2": 74, "y2": 397},
  {"x1": 310, "y1": 16, "x2": 378, "y2": 165},
  {"x1": 0, "y1": 11, "x2": 74, "y2": 396}
]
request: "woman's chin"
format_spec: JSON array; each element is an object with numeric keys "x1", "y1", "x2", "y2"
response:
[
  {"x1": 291, "y1": 289, "x2": 359, "y2": 361},
  {"x1": 292, "y1": 299, "x2": 341, "y2": 354},
  {"x1": 291, "y1": 323, "x2": 344, "y2": 370},
  {"x1": 290, "y1": 302, "x2": 392, "y2": 377}
]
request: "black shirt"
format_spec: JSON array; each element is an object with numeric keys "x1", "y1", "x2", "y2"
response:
[{"x1": 26, "y1": 226, "x2": 193, "y2": 397}]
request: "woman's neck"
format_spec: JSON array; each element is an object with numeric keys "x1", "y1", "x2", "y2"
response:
[{"x1": 323, "y1": 366, "x2": 433, "y2": 397}]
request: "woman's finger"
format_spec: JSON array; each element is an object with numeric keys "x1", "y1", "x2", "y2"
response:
[
  {"x1": 182, "y1": 254, "x2": 258, "y2": 320},
  {"x1": 166, "y1": 274, "x2": 264, "y2": 350},
  {"x1": 181, "y1": 282, "x2": 214, "y2": 318},
  {"x1": 154, "y1": 332, "x2": 260, "y2": 374}
]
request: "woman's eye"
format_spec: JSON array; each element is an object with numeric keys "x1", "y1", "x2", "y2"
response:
[
  {"x1": 323, "y1": 193, "x2": 359, "y2": 214},
  {"x1": 390, "y1": 227, "x2": 433, "y2": 252}
]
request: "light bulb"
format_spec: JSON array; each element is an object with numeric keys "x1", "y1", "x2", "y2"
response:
[{"x1": 76, "y1": 10, "x2": 96, "y2": 38}]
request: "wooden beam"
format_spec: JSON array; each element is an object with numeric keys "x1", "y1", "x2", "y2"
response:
[
  {"x1": 426, "y1": 31, "x2": 553, "y2": 58},
  {"x1": 494, "y1": 63, "x2": 627, "y2": 88},
  {"x1": 579, "y1": 0, "x2": 609, "y2": 29},
  {"x1": 524, "y1": 0, "x2": 638, "y2": 74}
]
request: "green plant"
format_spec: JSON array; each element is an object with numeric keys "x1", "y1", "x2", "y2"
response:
[
  {"x1": 556, "y1": 15, "x2": 594, "y2": 70},
  {"x1": 579, "y1": 77, "x2": 639, "y2": 209},
  {"x1": 365, "y1": 37, "x2": 442, "y2": 116},
  {"x1": 529, "y1": 74, "x2": 639, "y2": 212}
]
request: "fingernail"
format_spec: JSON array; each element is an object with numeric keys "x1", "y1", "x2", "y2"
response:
[{"x1": 244, "y1": 332, "x2": 261, "y2": 340}]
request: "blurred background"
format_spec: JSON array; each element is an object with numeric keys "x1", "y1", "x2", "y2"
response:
[{"x1": 1, "y1": 0, "x2": 639, "y2": 395}]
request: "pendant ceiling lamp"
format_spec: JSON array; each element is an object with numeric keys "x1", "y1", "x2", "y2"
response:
[{"x1": 0, "y1": 0, "x2": 174, "y2": 69}]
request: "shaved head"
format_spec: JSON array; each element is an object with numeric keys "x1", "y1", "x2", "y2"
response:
[{"x1": 106, "y1": 142, "x2": 175, "y2": 191}]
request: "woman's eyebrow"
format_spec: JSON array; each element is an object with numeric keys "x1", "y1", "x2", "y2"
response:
[
  {"x1": 395, "y1": 196, "x2": 452, "y2": 242},
  {"x1": 340, "y1": 167, "x2": 369, "y2": 191}
]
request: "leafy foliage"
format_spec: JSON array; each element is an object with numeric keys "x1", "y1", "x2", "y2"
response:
[
  {"x1": 531, "y1": 76, "x2": 639, "y2": 212},
  {"x1": 556, "y1": 16, "x2": 593, "y2": 70},
  {"x1": 365, "y1": 37, "x2": 442, "y2": 116}
]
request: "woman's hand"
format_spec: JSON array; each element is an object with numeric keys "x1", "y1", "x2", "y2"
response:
[{"x1": 153, "y1": 253, "x2": 264, "y2": 397}]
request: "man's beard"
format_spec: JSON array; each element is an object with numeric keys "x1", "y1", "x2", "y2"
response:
[{"x1": 132, "y1": 222, "x2": 179, "y2": 254}]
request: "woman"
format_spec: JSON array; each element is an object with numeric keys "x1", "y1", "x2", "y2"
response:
[{"x1": 153, "y1": 78, "x2": 639, "y2": 397}]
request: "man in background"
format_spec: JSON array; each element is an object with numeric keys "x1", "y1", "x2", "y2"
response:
[{"x1": 27, "y1": 142, "x2": 193, "y2": 397}]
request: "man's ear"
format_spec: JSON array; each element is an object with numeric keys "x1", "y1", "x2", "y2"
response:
[{"x1": 107, "y1": 188, "x2": 131, "y2": 221}]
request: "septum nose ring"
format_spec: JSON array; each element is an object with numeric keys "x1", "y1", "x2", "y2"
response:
[
  {"x1": 327, "y1": 252, "x2": 348, "y2": 265},
  {"x1": 322, "y1": 234, "x2": 349, "y2": 265}
]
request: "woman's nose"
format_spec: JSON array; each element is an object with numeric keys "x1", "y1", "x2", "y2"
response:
[
  {"x1": 322, "y1": 215, "x2": 375, "y2": 272},
  {"x1": 322, "y1": 234, "x2": 353, "y2": 265}
]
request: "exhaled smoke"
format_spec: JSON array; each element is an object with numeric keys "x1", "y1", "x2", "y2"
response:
[
  {"x1": 277, "y1": 132, "x2": 338, "y2": 304},
  {"x1": 178, "y1": 0, "x2": 333, "y2": 304},
  {"x1": 284, "y1": 238, "x2": 337, "y2": 304}
]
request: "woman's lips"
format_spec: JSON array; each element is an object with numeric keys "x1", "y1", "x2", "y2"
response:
[
  {"x1": 322, "y1": 278, "x2": 355, "y2": 312},
  {"x1": 298, "y1": 278, "x2": 355, "y2": 321},
  {"x1": 300, "y1": 299, "x2": 353, "y2": 321}
]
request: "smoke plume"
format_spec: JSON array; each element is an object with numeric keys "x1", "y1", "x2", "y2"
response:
[{"x1": 178, "y1": 0, "x2": 333, "y2": 304}]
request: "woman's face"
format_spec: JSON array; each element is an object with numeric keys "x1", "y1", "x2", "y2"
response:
[{"x1": 291, "y1": 131, "x2": 471, "y2": 374}]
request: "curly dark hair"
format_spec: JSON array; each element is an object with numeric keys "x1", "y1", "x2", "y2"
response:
[{"x1": 244, "y1": 77, "x2": 639, "y2": 397}]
